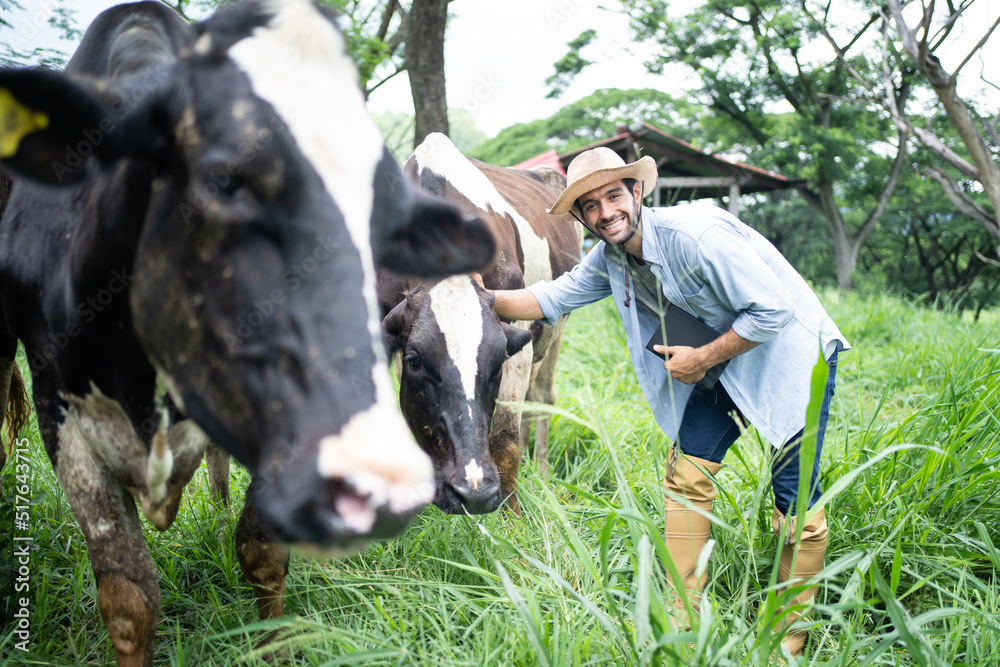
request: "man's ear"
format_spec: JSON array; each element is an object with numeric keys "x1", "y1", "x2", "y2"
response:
[
  {"x1": 632, "y1": 180, "x2": 643, "y2": 203},
  {"x1": 0, "y1": 67, "x2": 170, "y2": 185},
  {"x1": 500, "y1": 323, "x2": 532, "y2": 358}
]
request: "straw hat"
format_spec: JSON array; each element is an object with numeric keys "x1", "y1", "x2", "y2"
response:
[{"x1": 548, "y1": 147, "x2": 658, "y2": 219}]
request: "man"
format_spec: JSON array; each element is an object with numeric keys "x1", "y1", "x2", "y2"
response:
[{"x1": 480, "y1": 147, "x2": 848, "y2": 656}]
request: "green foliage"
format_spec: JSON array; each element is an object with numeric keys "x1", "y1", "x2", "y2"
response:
[
  {"x1": 620, "y1": 0, "x2": 942, "y2": 290},
  {"x1": 624, "y1": 0, "x2": 900, "y2": 190},
  {"x1": 0, "y1": 0, "x2": 80, "y2": 69},
  {"x1": 859, "y1": 165, "x2": 1000, "y2": 314},
  {"x1": 2, "y1": 294, "x2": 1000, "y2": 664},
  {"x1": 546, "y1": 29, "x2": 597, "y2": 100},
  {"x1": 469, "y1": 87, "x2": 707, "y2": 167}
]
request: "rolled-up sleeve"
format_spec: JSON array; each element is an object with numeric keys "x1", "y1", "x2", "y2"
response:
[
  {"x1": 526, "y1": 244, "x2": 613, "y2": 325},
  {"x1": 695, "y1": 225, "x2": 794, "y2": 342}
]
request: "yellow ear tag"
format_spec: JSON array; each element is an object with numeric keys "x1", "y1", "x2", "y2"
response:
[{"x1": 0, "y1": 89, "x2": 50, "y2": 158}]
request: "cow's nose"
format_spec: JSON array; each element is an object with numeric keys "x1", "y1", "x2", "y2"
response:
[{"x1": 443, "y1": 476, "x2": 502, "y2": 514}]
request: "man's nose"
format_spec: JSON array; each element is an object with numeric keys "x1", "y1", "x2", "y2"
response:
[{"x1": 599, "y1": 200, "x2": 615, "y2": 220}]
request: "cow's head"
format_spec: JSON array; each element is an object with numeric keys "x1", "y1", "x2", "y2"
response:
[
  {"x1": 0, "y1": 0, "x2": 495, "y2": 549},
  {"x1": 382, "y1": 276, "x2": 532, "y2": 514}
]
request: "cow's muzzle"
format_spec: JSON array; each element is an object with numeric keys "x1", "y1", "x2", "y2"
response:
[
  {"x1": 436, "y1": 458, "x2": 503, "y2": 514},
  {"x1": 254, "y1": 405, "x2": 435, "y2": 551}
]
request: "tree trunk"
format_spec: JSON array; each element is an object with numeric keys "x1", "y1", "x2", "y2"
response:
[
  {"x1": 801, "y1": 167, "x2": 903, "y2": 292},
  {"x1": 820, "y1": 187, "x2": 861, "y2": 291},
  {"x1": 406, "y1": 0, "x2": 449, "y2": 146}
]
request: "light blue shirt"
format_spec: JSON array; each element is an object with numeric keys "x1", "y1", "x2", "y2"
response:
[{"x1": 527, "y1": 203, "x2": 849, "y2": 448}]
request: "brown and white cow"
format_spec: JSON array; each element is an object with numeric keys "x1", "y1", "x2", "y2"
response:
[
  {"x1": 0, "y1": 3, "x2": 493, "y2": 665},
  {"x1": 379, "y1": 133, "x2": 582, "y2": 514}
]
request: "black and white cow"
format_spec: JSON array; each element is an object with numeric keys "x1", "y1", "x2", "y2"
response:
[
  {"x1": 0, "y1": 2, "x2": 493, "y2": 665},
  {"x1": 379, "y1": 134, "x2": 582, "y2": 515}
]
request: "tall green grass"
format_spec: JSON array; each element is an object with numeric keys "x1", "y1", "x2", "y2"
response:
[{"x1": 1, "y1": 290, "x2": 998, "y2": 665}]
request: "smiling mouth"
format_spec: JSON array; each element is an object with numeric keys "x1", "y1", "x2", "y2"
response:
[{"x1": 600, "y1": 216, "x2": 628, "y2": 233}]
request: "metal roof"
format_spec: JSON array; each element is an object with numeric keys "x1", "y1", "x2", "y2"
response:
[
  {"x1": 556, "y1": 122, "x2": 804, "y2": 202},
  {"x1": 512, "y1": 149, "x2": 566, "y2": 175}
]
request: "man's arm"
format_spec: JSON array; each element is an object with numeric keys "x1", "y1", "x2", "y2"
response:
[
  {"x1": 472, "y1": 273, "x2": 544, "y2": 320},
  {"x1": 654, "y1": 329, "x2": 760, "y2": 385},
  {"x1": 491, "y1": 288, "x2": 544, "y2": 321}
]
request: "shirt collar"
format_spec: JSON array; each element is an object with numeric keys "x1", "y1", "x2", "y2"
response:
[{"x1": 639, "y1": 206, "x2": 663, "y2": 265}]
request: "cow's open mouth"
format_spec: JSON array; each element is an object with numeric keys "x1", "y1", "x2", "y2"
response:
[
  {"x1": 318, "y1": 472, "x2": 430, "y2": 542},
  {"x1": 329, "y1": 476, "x2": 378, "y2": 534}
]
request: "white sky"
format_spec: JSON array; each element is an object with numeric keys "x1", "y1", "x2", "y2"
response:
[{"x1": 5, "y1": 0, "x2": 1000, "y2": 138}]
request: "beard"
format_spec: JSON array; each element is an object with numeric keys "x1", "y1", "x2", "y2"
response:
[{"x1": 592, "y1": 199, "x2": 640, "y2": 248}]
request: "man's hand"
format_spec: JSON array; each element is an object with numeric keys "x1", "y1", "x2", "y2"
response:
[
  {"x1": 653, "y1": 329, "x2": 761, "y2": 385},
  {"x1": 653, "y1": 344, "x2": 709, "y2": 384},
  {"x1": 469, "y1": 273, "x2": 545, "y2": 321}
]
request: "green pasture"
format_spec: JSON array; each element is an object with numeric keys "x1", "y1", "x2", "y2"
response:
[{"x1": 1, "y1": 290, "x2": 998, "y2": 666}]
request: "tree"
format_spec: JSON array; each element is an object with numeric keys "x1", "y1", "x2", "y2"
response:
[
  {"x1": 807, "y1": 0, "x2": 1000, "y2": 266},
  {"x1": 405, "y1": 0, "x2": 449, "y2": 145},
  {"x1": 860, "y1": 169, "x2": 1000, "y2": 314},
  {"x1": 616, "y1": 0, "x2": 912, "y2": 289},
  {"x1": 546, "y1": 29, "x2": 597, "y2": 99}
]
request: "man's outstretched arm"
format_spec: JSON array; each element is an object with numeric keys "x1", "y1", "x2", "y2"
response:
[{"x1": 472, "y1": 273, "x2": 544, "y2": 321}]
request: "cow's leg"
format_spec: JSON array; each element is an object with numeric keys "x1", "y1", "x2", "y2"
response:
[
  {"x1": 0, "y1": 328, "x2": 30, "y2": 491},
  {"x1": 236, "y1": 487, "x2": 289, "y2": 620},
  {"x1": 64, "y1": 388, "x2": 209, "y2": 532},
  {"x1": 493, "y1": 336, "x2": 533, "y2": 515},
  {"x1": 0, "y1": 353, "x2": 14, "y2": 484},
  {"x1": 521, "y1": 332, "x2": 564, "y2": 475},
  {"x1": 205, "y1": 441, "x2": 231, "y2": 509},
  {"x1": 144, "y1": 419, "x2": 211, "y2": 531},
  {"x1": 55, "y1": 423, "x2": 159, "y2": 667}
]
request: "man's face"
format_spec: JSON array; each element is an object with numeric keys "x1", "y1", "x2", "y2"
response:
[{"x1": 577, "y1": 180, "x2": 642, "y2": 248}]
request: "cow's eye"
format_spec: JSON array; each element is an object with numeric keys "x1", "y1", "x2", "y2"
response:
[
  {"x1": 197, "y1": 169, "x2": 258, "y2": 225},
  {"x1": 216, "y1": 174, "x2": 244, "y2": 197},
  {"x1": 403, "y1": 353, "x2": 421, "y2": 370}
]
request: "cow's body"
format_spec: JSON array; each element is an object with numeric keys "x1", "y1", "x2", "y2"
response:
[
  {"x1": 0, "y1": 3, "x2": 493, "y2": 665},
  {"x1": 379, "y1": 133, "x2": 582, "y2": 514}
]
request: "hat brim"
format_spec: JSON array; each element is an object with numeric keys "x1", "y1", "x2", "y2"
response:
[{"x1": 548, "y1": 155, "x2": 658, "y2": 220}]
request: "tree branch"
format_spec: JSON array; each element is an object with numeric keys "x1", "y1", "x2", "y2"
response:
[
  {"x1": 952, "y1": 15, "x2": 1000, "y2": 80},
  {"x1": 858, "y1": 126, "x2": 910, "y2": 243},
  {"x1": 923, "y1": 166, "x2": 1000, "y2": 240},
  {"x1": 974, "y1": 251, "x2": 1000, "y2": 267},
  {"x1": 365, "y1": 65, "x2": 405, "y2": 97}
]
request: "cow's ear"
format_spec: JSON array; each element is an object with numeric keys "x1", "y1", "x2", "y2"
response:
[
  {"x1": 381, "y1": 299, "x2": 410, "y2": 357},
  {"x1": 500, "y1": 323, "x2": 532, "y2": 358},
  {"x1": 0, "y1": 67, "x2": 169, "y2": 184},
  {"x1": 377, "y1": 188, "x2": 497, "y2": 278}
]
